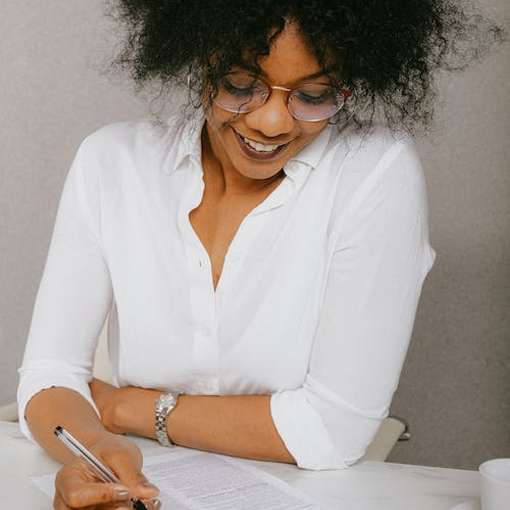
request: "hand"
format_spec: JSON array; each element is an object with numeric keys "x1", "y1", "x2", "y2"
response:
[
  {"x1": 53, "y1": 432, "x2": 160, "y2": 510},
  {"x1": 90, "y1": 378, "x2": 128, "y2": 434}
]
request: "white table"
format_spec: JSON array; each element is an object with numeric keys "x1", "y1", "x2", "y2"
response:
[{"x1": 0, "y1": 421, "x2": 479, "y2": 509}]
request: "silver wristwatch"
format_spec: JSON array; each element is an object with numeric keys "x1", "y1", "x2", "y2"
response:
[{"x1": 155, "y1": 391, "x2": 179, "y2": 447}]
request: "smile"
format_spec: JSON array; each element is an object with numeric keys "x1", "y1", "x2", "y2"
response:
[
  {"x1": 234, "y1": 131, "x2": 289, "y2": 161},
  {"x1": 243, "y1": 137, "x2": 285, "y2": 152}
]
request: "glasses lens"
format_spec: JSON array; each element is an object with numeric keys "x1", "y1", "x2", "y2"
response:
[
  {"x1": 289, "y1": 84, "x2": 345, "y2": 121},
  {"x1": 215, "y1": 73, "x2": 268, "y2": 114}
]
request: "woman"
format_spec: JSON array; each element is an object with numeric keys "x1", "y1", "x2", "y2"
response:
[{"x1": 17, "y1": 1, "x2": 502, "y2": 509}]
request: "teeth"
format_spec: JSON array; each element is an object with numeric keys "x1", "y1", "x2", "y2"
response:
[{"x1": 243, "y1": 136, "x2": 284, "y2": 152}]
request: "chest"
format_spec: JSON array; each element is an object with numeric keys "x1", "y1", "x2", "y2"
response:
[
  {"x1": 189, "y1": 179, "x2": 284, "y2": 290},
  {"x1": 103, "y1": 163, "x2": 335, "y2": 392}
]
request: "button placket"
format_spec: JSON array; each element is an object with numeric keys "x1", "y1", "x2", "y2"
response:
[
  {"x1": 189, "y1": 248, "x2": 218, "y2": 382},
  {"x1": 179, "y1": 164, "x2": 219, "y2": 385}
]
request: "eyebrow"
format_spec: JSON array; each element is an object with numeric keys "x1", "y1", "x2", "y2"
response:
[{"x1": 234, "y1": 63, "x2": 336, "y2": 83}]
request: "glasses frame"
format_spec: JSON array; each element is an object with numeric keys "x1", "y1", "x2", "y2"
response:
[{"x1": 214, "y1": 72, "x2": 352, "y2": 122}]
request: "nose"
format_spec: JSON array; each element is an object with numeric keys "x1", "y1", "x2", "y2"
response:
[{"x1": 244, "y1": 91, "x2": 295, "y2": 138}]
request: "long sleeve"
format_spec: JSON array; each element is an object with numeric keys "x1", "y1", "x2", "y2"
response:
[
  {"x1": 270, "y1": 138, "x2": 436, "y2": 470},
  {"x1": 17, "y1": 137, "x2": 113, "y2": 441},
  {"x1": 16, "y1": 116, "x2": 435, "y2": 468}
]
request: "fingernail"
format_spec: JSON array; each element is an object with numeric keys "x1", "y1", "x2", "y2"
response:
[
  {"x1": 149, "y1": 499, "x2": 162, "y2": 510},
  {"x1": 114, "y1": 489, "x2": 130, "y2": 499}
]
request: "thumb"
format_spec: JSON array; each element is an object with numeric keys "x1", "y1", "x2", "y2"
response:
[
  {"x1": 122, "y1": 470, "x2": 159, "y2": 499},
  {"x1": 56, "y1": 467, "x2": 133, "y2": 508},
  {"x1": 102, "y1": 439, "x2": 159, "y2": 499}
]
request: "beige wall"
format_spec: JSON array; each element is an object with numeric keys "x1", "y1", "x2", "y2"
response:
[
  {"x1": 1, "y1": 1, "x2": 509, "y2": 469},
  {"x1": 389, "y1": 24, "x2": 510, "y2": 467}
]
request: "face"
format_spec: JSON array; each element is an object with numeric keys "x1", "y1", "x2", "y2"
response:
[{"x1": 203, "y1": 21, "x2": 332, "y2": 183}]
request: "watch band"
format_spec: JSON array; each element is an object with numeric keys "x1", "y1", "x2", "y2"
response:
[{"x1": 155, "y1": 391, "x2": 179, "y2": 447}]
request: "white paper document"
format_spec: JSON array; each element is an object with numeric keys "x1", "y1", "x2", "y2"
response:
[{"x1": 32, "y1": 449, "x2": 332, "y2": 509}]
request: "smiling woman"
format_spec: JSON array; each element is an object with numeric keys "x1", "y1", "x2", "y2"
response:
[
  {"x1": 15, "y1": 1, "x2": 505, "y2": 509},
  {"x1": 203, "y1": 21, "x2": 333, "y2": 184}
]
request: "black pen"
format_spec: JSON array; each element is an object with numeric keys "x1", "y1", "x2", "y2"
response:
[{"x1": 54, "y1": 425, "x2": 149, "y2": 510}]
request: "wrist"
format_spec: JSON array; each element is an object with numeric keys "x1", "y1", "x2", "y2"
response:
[
  {"x1": 107, "y1": 390, "x2": 129, "y2": 434},
  {"x1": 114, "y1": 387, "x2": 160, "y2": 438},
  {"x1": 101, "y1": 387, "x2": 130, "y2": 434},
  {"x1": 74, "y1": 427, "x2": 116, "y2": 452}
]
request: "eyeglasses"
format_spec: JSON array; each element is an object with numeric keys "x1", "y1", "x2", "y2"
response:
[{"x1": 214, "y1": 72, "x2": 351, "y2": 122}]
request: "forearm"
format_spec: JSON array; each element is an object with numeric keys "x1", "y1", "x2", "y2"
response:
[
  {"x1": 24, "y1": 386, "x2": 110, "y2": 465},
  {"x1": 170, "y1": 394, "x2": 295, "y2": 463},
  {"x1": 111, "y1": 388, "x2": 295, "y2": 464}
]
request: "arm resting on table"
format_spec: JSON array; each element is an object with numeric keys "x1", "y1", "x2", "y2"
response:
[{"x1": 91, "y1": 380, "x2": 295, "y2": 464}]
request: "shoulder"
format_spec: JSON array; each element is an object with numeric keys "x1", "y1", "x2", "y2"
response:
[
  {"x1": 327, "y1": 123, "x2": 421, "y2": 176},
  {"x1": 320, "y1": 124, "x2": 429, "y2": 242},
  {"x1": 326, "y1": 123, "x2": 426, "y2": 206},
  {"x1": 76, "y1": 115, "x2": 180, "y2": 166},
  {"x1": 67, "y1": 111, "x2": 200, "y2": 188}
]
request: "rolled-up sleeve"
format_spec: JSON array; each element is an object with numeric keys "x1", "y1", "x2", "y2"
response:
[
  {"x1": 271, "y1": 139, "x2": 436, "y2": 470},
  {"x1": 17, "y1": 136, "x2": 112, "y2": 441}
]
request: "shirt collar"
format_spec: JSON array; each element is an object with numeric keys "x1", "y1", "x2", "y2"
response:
[
  {"x1": 161, "y1": 109, "x2": 205, "y2": 176},
  {"x1": 285, "y1": 124, "x2": 332, "y2": 172},
  {"x1": 160, "y1": 109, "x2": 332, "y2": 176}
]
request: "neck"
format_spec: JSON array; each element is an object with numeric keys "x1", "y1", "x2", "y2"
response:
[{"x1": 201, "y1": 125, "x2": 285, "y2": 197}]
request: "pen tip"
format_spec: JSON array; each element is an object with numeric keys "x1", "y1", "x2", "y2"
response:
[{"x1": 132, "y1": 499, "x2": 148, "y2": 510}]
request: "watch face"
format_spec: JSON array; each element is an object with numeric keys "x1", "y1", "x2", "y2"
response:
[{"x1": 159, "y1": 392, "x2": 177, "y2": 410}]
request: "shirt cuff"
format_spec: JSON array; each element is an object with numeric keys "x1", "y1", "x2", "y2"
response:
[
  {"x1": 17, "y1": 364, "x2": 100, "y2": 442},
  {"x1": 270, "y1": 388, "x2": 348, "y2": 470}
]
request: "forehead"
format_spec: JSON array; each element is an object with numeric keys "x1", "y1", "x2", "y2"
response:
[{"x1": 242, "y1": 21, "x2": 326, "y2": 86}]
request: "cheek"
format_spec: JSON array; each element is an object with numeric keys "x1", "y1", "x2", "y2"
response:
[
  {"x1": 293, "y1": 121, "x2": 328, "y2": 145},
  {"x1": 206, "y1": 106, "x2": 239, "y2": 131},
  {"x1": 205, "y1": 110, "x2": 223, "y2": 134},
  {"x1": 302, "y1": 120, "x2": 329, "y2": 136}
]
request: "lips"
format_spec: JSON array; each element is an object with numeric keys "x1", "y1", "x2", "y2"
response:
[{"x1": 234, "y1": 131, "x2": 289, "y2": 161}]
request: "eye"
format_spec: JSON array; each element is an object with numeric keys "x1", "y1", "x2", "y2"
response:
[
  {"x1": 222, "y1": 79, "x2": 255, "y2": 97},
  {"x1": 221, "y1": 74, "x2": 265, "y2": 97},
  {"x1": 293, "y1": 86, "x2": 336, "y2": 105}
]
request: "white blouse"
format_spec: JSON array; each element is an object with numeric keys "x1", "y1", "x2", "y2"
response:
[{"x1": 18, "y1": 111, "x2": 435, "y2": 470}]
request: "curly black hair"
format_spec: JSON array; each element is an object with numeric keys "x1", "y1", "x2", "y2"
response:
[{"x1": 108, "y1": 0, "x2": 505, "y2": 131}]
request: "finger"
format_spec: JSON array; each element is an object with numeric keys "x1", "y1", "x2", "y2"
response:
[
  {"x1": 124, "y1": 471, "x2": 159, "y2": 500},
  {"x1": 54, "y1": 494, "x2": 131, "y2": 510},
  {"x1": 144, "y1": 498, "x2": 162, "y2": 510},
  {"x1": 64, "y1": 484, "x2": 131, "y2": 508},
  {"x1": 53, "y1": 491, "x2": 71, "y2": 510},
  {"x1": 110, "y1": 465, "x2": 159, "y2": 500},
  {"x1": 57, "y1": 474, "x2": 131, "y2": 508},
  {"x1": 94, "y1": 438, "x2": 159, "y2": 500},
  {"x1": 90, "y1": 505, "x2": 132, "y2": 510}
]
